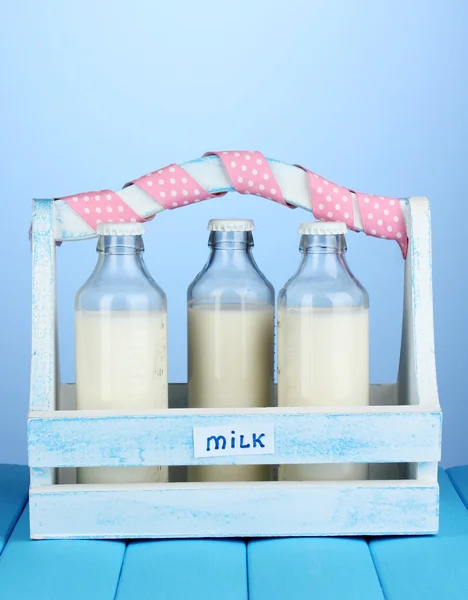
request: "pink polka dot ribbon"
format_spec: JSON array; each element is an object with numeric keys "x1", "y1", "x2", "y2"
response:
[
  {"x1": 205, "y1": 151, "x2": 295, "y2": 208},
  {"x1": 296, "y1": 165, "x2": 408, "y2": 257},
  {"x1": 128, "y1": 164, "x2": 223, "y2": 210},
  {"x1": 61, "y1": 190, "x2": 144, "y2": 229},
  {"x1": 295, "y1": 166, "x2": 357, "y2": 232},
  {"x1": 58, "y1": 151, "x2": 408, "y2": 257},
  {"x1": 354, "y1": 192, "x2": 407, "y2": 256}
]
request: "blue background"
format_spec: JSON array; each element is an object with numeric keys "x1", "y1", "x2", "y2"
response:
[{"x1": 1, "y1": 0, "x2": 466, "y2": 467}]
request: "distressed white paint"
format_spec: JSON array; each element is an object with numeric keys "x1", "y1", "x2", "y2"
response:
[
  {"x1": 394, "y1": 200, "x2": 441, "y2": 493},
  {"x1": 398, "y1": 198, "x2": 439, "y2": 408},
  {"x1": 29, "y1": 480, "x2": 439, "y2": 539},
  {"x1": 28, "y1": 395, "x2": 441, "y2": 468},
  {"x1": 30, "y1": 199, "x2": 58, "y2": 488},
  {"x1": 29, "y1": 165, "x2": 441, "y2": 537},
  {"x1": 30, "y1": 199, "x2": 57, "y2": 412}
]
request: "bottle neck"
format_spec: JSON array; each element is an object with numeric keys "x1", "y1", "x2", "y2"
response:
[
  {"x1": 96, "y1": 235, "x2": 146, "y2": 273},
  {"x1": 298, "y1": 234, "x2": 348, "y2": 276},
  {"x1": 98, "y1": 235, "x2": 144, "y2": 255},
  {"x1": 207, "y1": 231, "x2": 254, "y2": 267}
]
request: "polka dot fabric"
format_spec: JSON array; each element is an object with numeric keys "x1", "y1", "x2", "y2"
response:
[
  {"x1": 129, "y1": 164, "x2": 220, "y2": 210},
  {"x1": 296, "y1": 166, "x2": 357, "y2": 232},
  {"x1": 61, "y1": 190, "x2": 143, "y2": 229},
  {"x1": 355, "y1": 192, "x2": 408, "y2": 256},
  {"x1": 205, "y1": 151, "x2": 294, "y2": 207},
  {"x1": 58, "y1": 150, "x2": 408, "y2": 257}
]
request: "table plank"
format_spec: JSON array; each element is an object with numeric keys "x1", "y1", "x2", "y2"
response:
[
  {"x1": 0, "y1": 465, "x2": 29, "y2": 555},
  {"x1": 369, "y1": 469, "x2": 468, "y2": 600},
  {"x1": 0, "y1": 506, "x2": 126, "y2": 600},
  {"x1": 247, "y1": 538, "x2": 384, "y2": 600},
  {"x1": 447, "y1": 466, "x2": 468, "y2": 509},
  {"x1": 116, "y1": 539, "x2": 248, "y2": 600}
]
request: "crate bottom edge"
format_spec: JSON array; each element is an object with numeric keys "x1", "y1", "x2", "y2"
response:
[{"x1": 29, "y1": 528, "x2": 439, "y2": 540}]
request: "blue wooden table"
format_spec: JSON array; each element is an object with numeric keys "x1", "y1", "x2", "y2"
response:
[{"x1": 1, "y1": 465, "x2": 468, "y2": 599}]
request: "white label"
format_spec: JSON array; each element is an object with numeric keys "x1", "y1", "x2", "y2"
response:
[{"x1": 193, "y1": 424, "x2": 275, "y2": 458}]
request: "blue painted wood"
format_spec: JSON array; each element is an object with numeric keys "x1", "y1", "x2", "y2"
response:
[
  {"x1": 28, "y1": 405, "x2": 442, "y2": 467},
  {"x1": 116, "y1": 539, "x2": 247, "y2": 600},
  {"x1": 29, "y1": 481, "x2": 438, "y2": 539},
  {"x1": 447, "y1": 466, "x2": 468, "y2": 510},
  {"x1": 0, "y1": 506, "x2": 126, "y2": 600},
  {"x1": 435, "y1": 468, "x2": 468, "y2": 536},
  {"x1": 248, "y1": 538, "x2": 384, "y2": 600},
  {"x1": 0, "y1": 466, "x2": 29, "y2": 556},
  {"x1": 369, "y1": 469, "x2": 468, "y2": 600}
]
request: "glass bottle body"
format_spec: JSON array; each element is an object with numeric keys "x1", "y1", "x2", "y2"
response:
[
  {"x1": 187, "y1": 224, "x2": 274, "y2": 482},
  {"x1": 277, "y1": 230, "x2": 369, "y2": 481},
  {"x1": 75, "y1": 232, "x2": 168, "y2": 484}
]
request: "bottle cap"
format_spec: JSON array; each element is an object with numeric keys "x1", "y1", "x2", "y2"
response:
[
  {"x1": 208, "y1": 219, "x2": 255, "y2": 232},
  {"x1": 299, "y1": 221, "x2": 347, "y2": 235},
  {"x1": 96, "y1": 222, "x2": 146, "y2": 236}
]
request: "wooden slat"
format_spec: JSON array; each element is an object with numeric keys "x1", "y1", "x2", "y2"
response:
[
  {"x1": 369, "y1": 469, "x2": 468, "y2": 600},
  {"x1": 398, "y1": 198, "x2": 439, "y2": 409},
  {"x1": 30, "y1": 199, "x2": 57, "y2": 412},
  {"x1": 0, "y1": 506, "x2": 126, "y2": 600},
  {"x1": 247, "y1": 538, "x2": 384, "y2": 600},
  {"x1": 0, "y1": 465, "x2": 29, "y2": 555},
  {"x1": 29, "y1": 200, "x2": 57, "y2": 488},
  {"x1": 29, "y1": 480, "x2": 438, "y2": 539},
  {"x1": 115, "y1": 539, "x2": 247, "y2": 600},
  {"x1": 28, "y1": 403, "x2": 441, "y2": 468}
]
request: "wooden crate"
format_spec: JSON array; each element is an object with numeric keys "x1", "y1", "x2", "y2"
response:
[{"x1": 28, "y1": 155, "x2": 441, "y2": 539}]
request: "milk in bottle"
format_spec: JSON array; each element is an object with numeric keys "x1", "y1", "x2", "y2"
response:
[
  {"x1": 75, "y1": 222, "x2": 168, "y2": 484},
  {"x1": 277, "y1": 221, "x2": 369, "y2": 481},
  {"x1": 188, "y1": 219, "x2": 274, "y2": 482}
]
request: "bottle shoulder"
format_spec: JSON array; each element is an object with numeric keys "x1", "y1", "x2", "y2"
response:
[
  {"x1": 188, "y1": 264, "x2": 274, "y2": 305},
  {"x1": 278, "y1": 272, "x2": 368, "y2": 308},
  {"x1": 76, "y1": 267, "x2": 166, "y2": 311}
]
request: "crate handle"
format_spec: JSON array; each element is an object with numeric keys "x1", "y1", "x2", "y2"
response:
[{"x1": 58, "y1": 150, "x2": 408, "y2": 256}]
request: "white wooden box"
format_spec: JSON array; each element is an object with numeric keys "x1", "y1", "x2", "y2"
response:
[{"x1": 28, "y1": 156, "x2": 441, "y2": 539}]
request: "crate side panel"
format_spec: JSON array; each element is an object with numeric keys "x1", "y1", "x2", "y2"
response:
[
  {"x1": 398, "y1": 198, "x2": 439, "y2": 408},
  {"x1": 30, "y1": 199, "x2": 57, "y2": 412},
  {"x1": 28, "y1": 409, "x2": 442, "y2": 467},
  {"x1": 29, "y1": 482, "x2": 438, "y2": 538}
]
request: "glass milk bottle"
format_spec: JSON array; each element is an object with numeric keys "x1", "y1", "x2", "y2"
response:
[
  {"x1": 277, "y1": 222, "x2": 369, "y2": 481},
  {"x1": 75, "y1": 222, "x2": 168, "y2": 484},
  {"x1": 187, "y1": 219, "x2": 274, "y2": 482}
]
